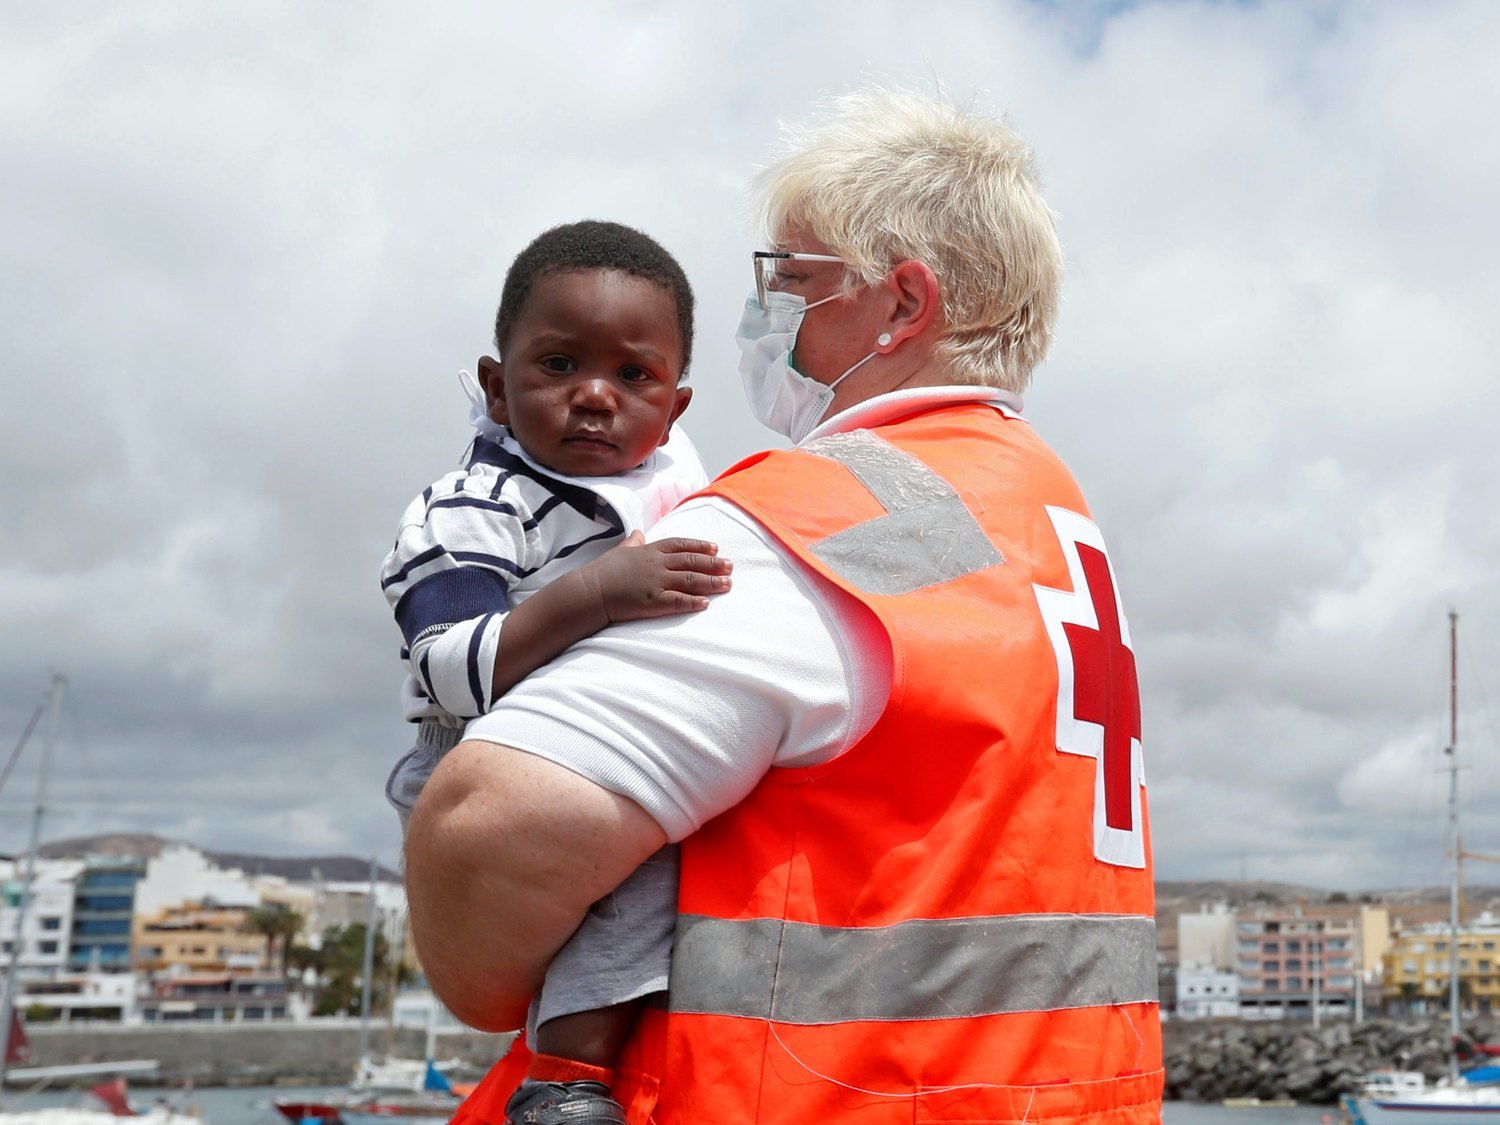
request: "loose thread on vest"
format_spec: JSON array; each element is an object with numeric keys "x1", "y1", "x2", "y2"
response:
[
  {"x1": 765, "y1": 1019, "x2": 1040, "y2": 1111},
  {"x1": 766, "y1": 1020, "x2": 1151, "y2": 1122}
]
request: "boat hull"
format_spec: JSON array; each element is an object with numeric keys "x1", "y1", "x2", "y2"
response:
[
  {"x1": 272, "y1": 1100, "x2": 344, "y2": 1125},
  {"x1": 1346, "y1": 1090, "x2": 1500, "y2": 1124}
]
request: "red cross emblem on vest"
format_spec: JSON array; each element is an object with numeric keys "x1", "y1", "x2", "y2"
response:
[{"x1": 1033, "y1": 506, "x2": 1145, "y2": 869}]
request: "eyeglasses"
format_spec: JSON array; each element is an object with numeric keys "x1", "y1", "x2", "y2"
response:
[{"x1": 753, "y1": 250, "x2": 846, "y2": 309}]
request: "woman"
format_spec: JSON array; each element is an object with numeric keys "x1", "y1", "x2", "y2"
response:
[{"x1": 409, "y1": 86, "x2": 1162, "y2": 1124}]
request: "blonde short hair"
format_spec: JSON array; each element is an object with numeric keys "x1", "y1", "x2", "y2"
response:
[{"x1": 757, "y1": 88, "x2": 1062, "y2": 392}]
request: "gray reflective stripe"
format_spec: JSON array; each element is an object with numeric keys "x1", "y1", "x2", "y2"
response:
[
  {"x1": 669, "y1": 912, "x2": 1158, "y2": 1024},
  {"x1": 803, "y1": 430, "x2": 1003, "y2": 595}
]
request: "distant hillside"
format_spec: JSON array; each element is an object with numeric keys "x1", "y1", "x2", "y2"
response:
[
  {"x1": 30, "y1": 835, "x2": 1500, "y2": 909},
  {"x1": 36, "y1": 832, "x2": 398, "y2": 882},
  {"x1": 1154, "y1": 878, "x2": 1500, "y2": 962}
]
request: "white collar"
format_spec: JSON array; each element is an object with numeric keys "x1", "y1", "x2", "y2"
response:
[{"x1": 800, "y1": 384, "x2": 1024, "y2": 445}]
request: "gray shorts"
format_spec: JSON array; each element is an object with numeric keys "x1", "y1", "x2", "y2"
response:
[
  {"x1": 386, "y1": 720, "x2": 463, "y2": 829},
  {"x1": 532, "y1": 843, "x2": 678, "y2": 1032}
]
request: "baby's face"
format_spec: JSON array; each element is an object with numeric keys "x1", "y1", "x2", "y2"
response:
[{"x1": 484, "y1": 269, "x2": 689, "y2": 478}]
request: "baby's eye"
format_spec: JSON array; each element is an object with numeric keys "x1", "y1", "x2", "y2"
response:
[
  {"x1": 540, "y1": 356, "x2": 576, "y2": 374},
  {"x1": 619, "y1": 365, "x2": 654, "y2": 383}
]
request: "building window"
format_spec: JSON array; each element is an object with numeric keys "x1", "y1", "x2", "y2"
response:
[
  {"x1": 37, "y1": 941, "x2": 57, "y2": 954},
  {"x1": 75, "y1": 895, "x2": 133, "y2": 913},
  {"x1": 80, "y1": 872, "x2": 138, "y2": 890},
  {"x1": 1263, "y1": 942, "x2": 1278, "y2": 953},
  {"x1": 1287, "y1": 959, "x2": 1302, "y2": 972},
  {"x1": 1287, "y1": 978, "x2": 1302, "y2": 990},
  {"x1": 1264, "y1": 960, "x2": 1280, "y2": 972},
  {"x1": 1287, "y1": 940, "x2": 1302, "y2": 953},
  {"x1": 39, "y1": 917, "x2": 61, "y2": 931},
  {"x1": 74, "y1": 919, "x2": 130, "y2": 936},
  {"x1": 1265, "y1": 980, "x2": 1280, "y2": 991}
]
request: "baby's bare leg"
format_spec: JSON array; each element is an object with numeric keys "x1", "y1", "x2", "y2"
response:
[{"x1": 534, "y1": 999, "x2": 643, "y2": 1069}]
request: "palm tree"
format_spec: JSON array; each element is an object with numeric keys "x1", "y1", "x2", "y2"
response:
[
  {"x1": 241, "y1": 904, "x2": 303, "y2": 975},
  {"x1": 271, "y1": 908, "x2": 304, "y2": 976},
  {"x1": 313, "y1": 923, "x2": 390, "y2": 1017}
]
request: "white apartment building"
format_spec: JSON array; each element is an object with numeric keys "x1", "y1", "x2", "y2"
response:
[
  {"x1": 0, "y1": 858, "x2": 84, "y2": 980},
  {"x1": 1179, "y1": 904, "x2": 1237, "y2": 971},
  {"x1": 1177, "y1": 964, "x2": 1241, "y2": 1019},
  {"x1": 134, "y1": 844, "x2": 261, "y2": 915},
  {"x1": 312, "y1": 879, "x2": 407, "y2": 952},
  {"x1": 15, "y1": 970, "x2": 136, "y2": 1023}
]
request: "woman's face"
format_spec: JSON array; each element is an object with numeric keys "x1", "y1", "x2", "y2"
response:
[{"x1": 772, "y1": 222, "x2": 892, "y2": 392}]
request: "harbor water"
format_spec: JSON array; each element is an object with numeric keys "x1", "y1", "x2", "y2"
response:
[{"x1": 0, "y1": 1085, "x2": 1341, "y2": 1124}]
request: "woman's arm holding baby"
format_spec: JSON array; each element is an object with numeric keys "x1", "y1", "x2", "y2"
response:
[{"x1": 487, "y1": 533, "x2": 731, "y2": 699}]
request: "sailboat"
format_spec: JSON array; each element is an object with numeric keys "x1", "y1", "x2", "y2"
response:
[
  {"x1": 272, "y1": 993, "x2": 466, "y2": 1125},
  {"x1": 1343, "y1": 613, "x2": 1500, "y2": 1124},
  {"x1": 273, "y1": 868, "x2": 466, "y2": 1125},
  {"x1": 0, "y1": 679, "x2": 195, "y2": 1124}
]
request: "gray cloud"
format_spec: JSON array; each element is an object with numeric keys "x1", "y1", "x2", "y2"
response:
[{"x1": 3, "y1": 0, "x2": 1497, "y2": 889}]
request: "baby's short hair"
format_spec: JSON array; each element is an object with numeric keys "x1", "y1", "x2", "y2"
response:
[{"x1": 494, "y1": 220, "x2": 695, "y2": 380}]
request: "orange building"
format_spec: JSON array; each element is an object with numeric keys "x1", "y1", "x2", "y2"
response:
[{"x1": 131, "y1": 902, "x2": 269, "y2": 975}]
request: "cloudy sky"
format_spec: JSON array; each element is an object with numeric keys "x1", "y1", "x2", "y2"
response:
[{"x1": 3, "y1": 0, "x2": 1498, "y2": 892}]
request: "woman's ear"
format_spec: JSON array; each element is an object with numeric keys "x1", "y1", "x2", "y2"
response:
[
  {"x1": 880, "y1": 259, "x2": 942, "y2": 351},
  {"x1": 476, "y1": 355, "x2": 509, "y2": 426}
]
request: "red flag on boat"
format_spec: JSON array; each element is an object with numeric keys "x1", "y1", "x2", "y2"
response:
[
  {"x1": 5, "y1": 1010, "x2": 29, "y2": 1065},
  {"x1": 88, "y1": 1078, "x2": 136, "y2": 1117}
]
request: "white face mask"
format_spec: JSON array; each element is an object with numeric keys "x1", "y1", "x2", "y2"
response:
[{"x1": 735, "y1": 290, "x2": 878, "y2": 444}]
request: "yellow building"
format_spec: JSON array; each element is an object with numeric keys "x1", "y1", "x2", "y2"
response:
[
  {"x1": 132, "y1": 902, "x2": 270, "y2": 975},
  {"x1": 1383, "y1": 914, "x2": 1500, "y2": 1015}
]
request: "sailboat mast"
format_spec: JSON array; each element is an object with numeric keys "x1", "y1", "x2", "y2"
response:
[
  {"x1": 356, "y1": 855, "x2": 378, "y2": 1070},
  {"x1": 1446, "y1": 610, "x2": 1460, "y2": 1074},
  {"x1": 0, "y1": 674, "x2": 64, "y2": 1087}
]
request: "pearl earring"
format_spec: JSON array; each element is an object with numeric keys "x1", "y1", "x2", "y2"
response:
[{"x1": 877, "y1": 333, "x2": 892, "y2": 348}]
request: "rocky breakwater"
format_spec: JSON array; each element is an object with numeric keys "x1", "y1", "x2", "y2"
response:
[{"x1": 1165, "y1": 1017, "x2": 1500, "y2": 1105}]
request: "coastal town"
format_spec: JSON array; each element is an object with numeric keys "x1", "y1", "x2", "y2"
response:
[
  {"x1": 4, "y1": 832, "x2": 1499, "y2": 1032},
  {"x1": 0, "y1": 836, "x2": 415, "y2": 1030}
]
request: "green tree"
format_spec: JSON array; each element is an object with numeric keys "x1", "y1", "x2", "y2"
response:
[
  {"x1": 241, "y1": 904, "x2": 305, "y2": 975},
  {"x1": 311, "y1": 923, "x2": 391, "y2": 1017}
]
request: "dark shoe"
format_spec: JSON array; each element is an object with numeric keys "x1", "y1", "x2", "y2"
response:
[{"x1": 503, "y1": 1080, "x2": 626, "y2": 1125}]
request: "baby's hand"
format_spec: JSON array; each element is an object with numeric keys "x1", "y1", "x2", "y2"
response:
[{"x1": 586, "y1": 531, "x2": 733, "y2": 623}]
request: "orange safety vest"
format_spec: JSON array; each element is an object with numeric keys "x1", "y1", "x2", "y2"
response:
[{"x1": 454, "y1": 402, "x2": 1161, "y2": 1124}]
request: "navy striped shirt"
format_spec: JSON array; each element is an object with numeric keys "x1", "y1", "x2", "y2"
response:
[{"x1": 380, "y1": 427, "x2": 707, "y2": 726}]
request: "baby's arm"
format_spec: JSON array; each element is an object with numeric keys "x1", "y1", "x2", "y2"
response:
[{"x1": 488, "y1": 532, "x2": 731, "y2": 700}]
